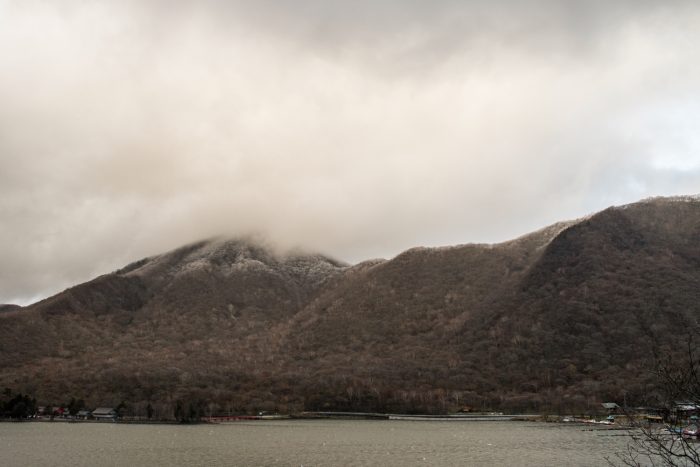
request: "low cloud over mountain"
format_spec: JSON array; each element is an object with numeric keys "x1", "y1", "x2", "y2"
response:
[{"x1": 2, "y1": 1, "x2": 700, "y2": 305}]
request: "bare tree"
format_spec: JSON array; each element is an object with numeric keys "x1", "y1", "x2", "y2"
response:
[{"x1": 611, "y1": 338, "x2": 700, "y2": 467}]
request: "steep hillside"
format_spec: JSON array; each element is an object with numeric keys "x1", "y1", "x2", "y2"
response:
[
  {"x1": 470, "y1": 197, "x2": 700, "y2": 408},
  {"x1": 0, "y1": 197, "x2": 698, "y2": 417},
  {"x1": 273, "y1": 221, "x2": 574, "y2": 412}
]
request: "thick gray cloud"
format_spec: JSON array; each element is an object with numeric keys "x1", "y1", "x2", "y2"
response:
[{"x1": 1, "y1": 0, "x2": 700, "y2": 304}]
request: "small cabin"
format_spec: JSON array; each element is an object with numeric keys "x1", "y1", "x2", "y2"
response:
[
  {"x1": 602, "y1": 402, "x2": 620, "y2": 414},
  {"x1": 674, "y1": 401, "x2": 700, "y2": 423},
  {"x1": 92, "y1": 407, "x2": 118, "y2": 420}
]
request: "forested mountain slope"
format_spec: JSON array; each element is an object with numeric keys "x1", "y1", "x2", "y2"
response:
[{"x1": 1, "y1": 197, "x2": 698, "y2": 417}]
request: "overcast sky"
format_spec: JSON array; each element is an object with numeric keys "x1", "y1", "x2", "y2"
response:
[{"x1": 2, "y1": 0, "x2": 700, "y2": 305}]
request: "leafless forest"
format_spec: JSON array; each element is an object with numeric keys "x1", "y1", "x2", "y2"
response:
[{"x1": 1, "y1": 197, "x2": 699, "y2": 419}]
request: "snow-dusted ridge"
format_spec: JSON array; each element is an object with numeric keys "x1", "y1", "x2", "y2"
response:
[
  {"x1": 618, "y1": 194, "x2": 700, "y2": 209},
  {"x1": 114, "y1": 194, "x2": 700, "y2": 276}
]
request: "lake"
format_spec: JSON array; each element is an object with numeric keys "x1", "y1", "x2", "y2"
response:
[{"x1": 1, "y1": 420, "x2": 635, "y2": 466}]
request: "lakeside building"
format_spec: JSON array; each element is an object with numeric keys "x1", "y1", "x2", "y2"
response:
[{"x1": 92, "y1": 407, "x2": 118, "y2": 420}]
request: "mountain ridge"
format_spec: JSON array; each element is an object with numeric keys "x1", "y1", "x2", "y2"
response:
[{"x1": 1, "y1": 195, "x2": 699, "y2": 416}]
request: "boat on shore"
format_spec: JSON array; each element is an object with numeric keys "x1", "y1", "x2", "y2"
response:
[{"x1": 682, "y1": 424, "x2": 700, "y2": 438}]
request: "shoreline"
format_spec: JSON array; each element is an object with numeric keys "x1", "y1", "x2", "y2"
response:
[{"x1": 1, "y1": 412, "x2": 623, "y2": 426}]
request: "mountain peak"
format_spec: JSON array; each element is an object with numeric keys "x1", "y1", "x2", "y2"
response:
[{"x1": 117, "y1": 236, "x2": 347, "y2": 279}]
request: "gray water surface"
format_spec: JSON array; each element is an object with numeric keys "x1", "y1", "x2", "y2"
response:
[{"x1": 1, "y1": 420, "x2": 633, "y2": 466}]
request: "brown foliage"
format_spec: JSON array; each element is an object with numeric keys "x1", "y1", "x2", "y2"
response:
[{"x1": 1, "y1": 198, "x2": 699, "y2": 416}]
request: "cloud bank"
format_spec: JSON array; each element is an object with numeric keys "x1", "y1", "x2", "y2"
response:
[{"x1": 1, "y1": 0, "x2": 700, "y2": 304}]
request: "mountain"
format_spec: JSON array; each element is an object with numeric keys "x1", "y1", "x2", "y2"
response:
[{"x1": 1, "y1": 196, "x2": 699, "y2": 417}]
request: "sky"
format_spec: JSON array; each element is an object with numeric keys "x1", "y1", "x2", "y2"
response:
[{"x1": 1, "y1": 0, "x2": 700, "y2": 305}]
